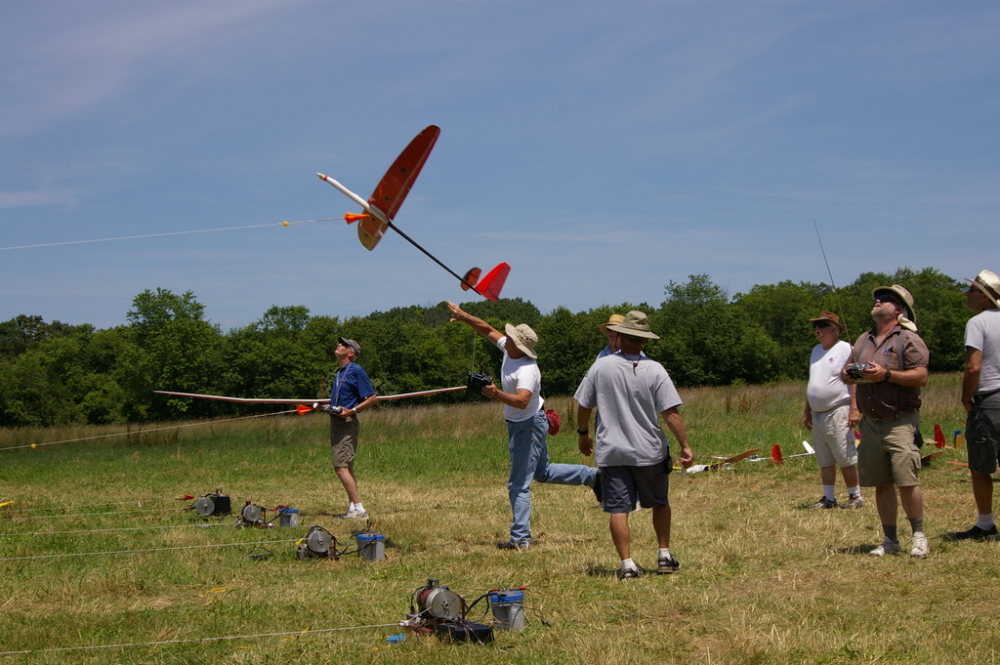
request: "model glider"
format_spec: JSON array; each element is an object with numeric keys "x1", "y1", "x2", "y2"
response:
[
  {"x1": 155, "y1": 386, "x2": 466, "y2": 414},
  {"x1": 317, "y1": 125, "x2": 510, "y2": 301},
  {"x1": 748, "y1": 441, "x2": 816, "y2": 464},
  {"x1": 685, "y1": 449, "x2": 759, "y2": 474},
  {"x1": 920, "y1": 451, "x2": 943, "y2": 467}
]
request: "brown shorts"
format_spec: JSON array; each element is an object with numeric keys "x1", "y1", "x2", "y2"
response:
[
  {"x1": 330, "y1": 417, "x2": 359, "y2": 469},
  {"x1": 858, "y1": 410, "x2": 920, "y2": 487}
]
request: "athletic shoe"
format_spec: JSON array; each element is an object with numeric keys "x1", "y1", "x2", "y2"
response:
[
  {"x1": 496, "y1": 540, "x2": 529, "y2": 550},
  {"x1": 910, "y1": 532, "x2": 929, "y2": 559},
  {"x1": 952, "y1": 524, "x2": 998, "y2": 541},
  {"x1": 592, "y1": 469, "x2": 604, "y2": 505},
  {"x1": 335, "y1": 508, "x2": 367, "y2": 519},
  {"x1": 656, "y1": 554, "x2": 680, "y2": 574},
  {"x1": 806, "y1": 497, "x2": 838, "y2": 509},
  {"x1": 841, "y1": 494, "x2": 864, "y2": 509},
  {"x1": 869, "y1": 539, "x2": 902, "y2": 556},
  {"x1": 617, "y1": 567, "x2": 642, "y2": 580}
]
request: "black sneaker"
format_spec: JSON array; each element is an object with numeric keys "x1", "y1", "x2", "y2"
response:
[
  {"x1": 953, "y1": 524, "x2": 999, "y2": 541},
  {"x1": 806, "y1": 497, "x2": 838, "y2": 509},
  {"x1": 841, "y1": 494, "x2": 864, "y2": 509},
  {"x1": 657, "y1": 554, "x2": 680, "y2": 574},
  {"x1": 496, "y1": 540, "x2": 529, "y2": 550},
  {"x1": 592, "y1": 469, "x2": 603, "y2": 505},
  {"x1": 617, "y1": 567, "x2": 642, "y2": 580}
]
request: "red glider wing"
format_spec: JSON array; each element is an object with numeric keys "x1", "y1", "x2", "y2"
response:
[{"x1": 360, "y1": 125, "x2": 441, "y2": 251}]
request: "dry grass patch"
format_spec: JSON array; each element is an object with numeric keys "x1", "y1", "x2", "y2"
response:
[{"x1": 2, "y1": 376, "x2": 999, "y2": 663}]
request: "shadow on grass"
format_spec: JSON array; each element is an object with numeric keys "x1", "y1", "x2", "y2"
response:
[
  {"x1": 832, "y1": 543, "x2": 886, "y2": 555},
  {"x1": 585, "y1": 563, "x2": 624, "y2": 578}
]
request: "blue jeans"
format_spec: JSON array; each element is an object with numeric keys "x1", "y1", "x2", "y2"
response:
[{"x1": 507, "y1": 410, "x2": 598, "y2": 544}]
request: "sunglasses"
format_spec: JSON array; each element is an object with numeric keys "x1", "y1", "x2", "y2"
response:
[
  {"x1": 874, "y1": 293, "x2": 898, "y2": 305},
  {"x1": 812, "y1": 322, "x2": 833, "y2": 329}
]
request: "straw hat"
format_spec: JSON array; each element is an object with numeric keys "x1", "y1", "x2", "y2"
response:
[
  {"x1": 504, "y1": 323, "x2": 538, "y2": 359},
  {"x1": 607, "y1": 310, "x2": 660, "y2": 340},
  {"x1": 872, "y1": 284, "x2": 916, "y2": 323},
  {"x1": 598, "y1": 314, "x2": 625, "y2": 335},
  {"x1": 965, "y1": 269, "x2": 1000, "y2": 309}
]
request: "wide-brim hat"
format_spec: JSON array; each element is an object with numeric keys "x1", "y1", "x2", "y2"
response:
[
  {"x1": 872, "y1": 284, "x2": 916, "y2": 323},
  {"x1": 809, "y1": 311, "x2": 845, "y2": 334},
  {"x1": 965, "y1": 269, "x2": 1000, "y2": 309},
  {"x1": 607, "y1": 310, "x2": 660, "y2": 340},
  {"x1": 598, "y1": 314, "x2": 625, "y2": 335},
  {"x1": 504, "y1": 323, "x2": 538, "y2": 359},
  {"x1": 338, "y1": 336, "x2": 361, "y2": 358}
]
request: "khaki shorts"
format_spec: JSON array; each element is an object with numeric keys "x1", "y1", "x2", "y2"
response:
[
  {"x1": 812, "y1": 404, "x2": 858, "y2": 469},
  {"x1": 858, "y1": 410, "x2": 920, "y2": 487},
  {"x1": 330, "y1": 417, "x2": 359, "y2": 469}
]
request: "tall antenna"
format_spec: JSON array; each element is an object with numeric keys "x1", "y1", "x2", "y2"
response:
[{"x1": 813, "y1": 218, "x2": 851, "y2": 341}]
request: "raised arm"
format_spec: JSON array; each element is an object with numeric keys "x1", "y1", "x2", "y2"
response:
[{"x1": 447, "y1": 301, "x2": 503, "y2": 345}]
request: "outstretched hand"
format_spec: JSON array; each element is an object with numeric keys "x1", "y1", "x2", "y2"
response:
[{"x1": 447, "y1": 301, "x2": 465, "y2": 323}]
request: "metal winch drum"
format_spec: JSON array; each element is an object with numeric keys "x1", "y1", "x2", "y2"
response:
[
  {"x1": 193, "y1": 490, "x2": 231, "y2": 517},
  {"x1": 416, "y1": 579, "x2": 464, "y2": 620},
  {"x1": 296, "y1": 525, "x2": 337, "y2": 559}
]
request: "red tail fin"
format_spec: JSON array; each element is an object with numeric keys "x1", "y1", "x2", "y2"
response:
[
  {"x1": 933, "y1": 424, "x2": 946, "y2": 448},
  {"x1": 473, "y1": 262, "x2": 511, "y2": 302},
  {"x1": 296, "y1": 404, "x2": 316, "y2": 415},
  {"x1": 771, "y1": 444, "x2": 783, "y2": 464}
]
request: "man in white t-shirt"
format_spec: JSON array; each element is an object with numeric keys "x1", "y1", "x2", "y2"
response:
[
  {"x1": 954, "y1": 270, "x2": 1000, "y2": 541},
  {"x1": 448, "y1": 301, "x2": 599, "y2": 550},
  {"x1": 803, "y1": 311, "x2": 862, "y2": 509}
]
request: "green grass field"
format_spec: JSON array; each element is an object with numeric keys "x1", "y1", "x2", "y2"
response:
[{"x1": 3, "y1": 375, "x2": 999, "y2": 664}]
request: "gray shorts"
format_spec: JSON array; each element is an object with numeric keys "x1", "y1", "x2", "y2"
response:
[
  {"x1": 602, "y1": 459, "x2": 671, "y2": 514},
  {"x1": 966, "y1": 396, "x2": 1000, "y2": 474},
  {"x1": 330, "y1": 417, "x2": 359, "y2": 469}
]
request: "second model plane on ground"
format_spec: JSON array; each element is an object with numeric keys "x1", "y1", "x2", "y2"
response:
[{"x1": 317, "y1": 125, "x2": 510, "y2": 301}]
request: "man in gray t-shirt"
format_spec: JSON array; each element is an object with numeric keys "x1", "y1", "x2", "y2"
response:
[
  {"x1": 954, "y1": 270, "x2": 1000, "y2": 541},
  {"x1": 575, "y1": 311, "x2": 694, "y2": 579}
]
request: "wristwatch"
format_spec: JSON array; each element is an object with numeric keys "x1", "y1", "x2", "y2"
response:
[
  {"x1": 883, "y1": 369, "x2": 892, "y2": 383},
  {"x1": 576, "y1": 428, "x2": 589, "y2": 435}
]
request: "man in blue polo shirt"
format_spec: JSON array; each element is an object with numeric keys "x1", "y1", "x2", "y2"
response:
[{"x1": 327, "y1": 336, "x2": 377, "y2": 519}]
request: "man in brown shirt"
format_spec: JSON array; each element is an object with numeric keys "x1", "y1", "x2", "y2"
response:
[{"x1": 841, "y1": 284, "x2": 930, "y2": 558}]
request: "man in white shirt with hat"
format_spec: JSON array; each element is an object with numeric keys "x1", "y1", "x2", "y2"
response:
[
  {"x1": 448, "y1": 301, "x2": 600, "y2": 550},
  {"x1": 803, "y1": 311, "x2": 863, "y2": 510},
  {"x1": 954, "y1": 269, "x2": 1000, "y2": 541}
]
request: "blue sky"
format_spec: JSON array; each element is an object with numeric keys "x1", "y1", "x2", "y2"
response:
[{"x1": 2, "y1": 1, "x2": 998, "y2": 330}]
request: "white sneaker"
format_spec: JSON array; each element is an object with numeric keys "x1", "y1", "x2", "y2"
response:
[
  {"x1": 336, "y1": 508, "x2": 368, "y2": 519},
  {"x1": 869, "y1": 539, "x2": 902, "y2": 556},
  {"x1": 910, "y1": 532, "x2": 929, "y2": 558}
]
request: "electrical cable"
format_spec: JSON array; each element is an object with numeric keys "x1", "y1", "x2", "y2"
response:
[
  {"x1": 0, "y1": 523, "x2": 225, "y2": 537},
  {"x1": 0, "y1": 622, "x2": 402, "y2": 657},
  {"x1": 1, "y1": 497, "x2": 169, "y2": 514},
  {"x1": 7, "y1": 507, "x2": 187, "y2": 521},
  {"x1": 0, "y1": 408, "x2": 298, "y2": 451},
  {"x1": 0, "y1": 538, "x2": 298, "y2": 562},
  {"x1": 0, "y1": 218, "x2": 339, "y2": 252}
]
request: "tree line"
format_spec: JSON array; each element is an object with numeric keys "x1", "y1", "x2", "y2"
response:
[{"x1": 0, "y1": 267, "x2": 970, "y2": 426}]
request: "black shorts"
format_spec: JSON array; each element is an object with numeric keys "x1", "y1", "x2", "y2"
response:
[
  {"x1": 602, "y1": 458, "x2": 671, "y2": 514},
  {"x1": 966, "y1": 399, "x2": 1000, "y2": 474}
]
